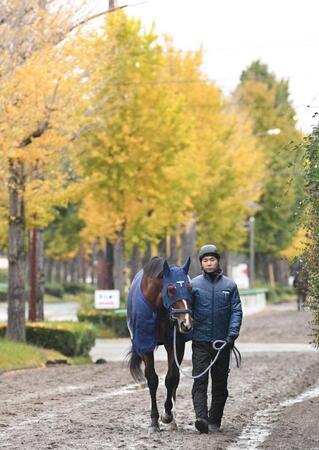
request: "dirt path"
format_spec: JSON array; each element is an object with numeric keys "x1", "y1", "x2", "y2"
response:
[{"x1": 0, "y1": 306, "x2": 318, "y2": 450}]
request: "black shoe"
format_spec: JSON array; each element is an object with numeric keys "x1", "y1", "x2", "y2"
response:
[
  {"x1": 208, "y1": 422, "x2": 221, "y2": 433},
  {"x1": 195, "y1": 418, "x2": 208, "y2": 434}
]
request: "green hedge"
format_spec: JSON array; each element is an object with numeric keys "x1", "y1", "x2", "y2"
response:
[
  {"x1": 0, "y1": 289, "x2": 7, "y2": 302},
  {"x1": 45, "y1": 284, "x2": 64, "y2": 298},
  {"x1": 78, "y1": 310, "x2": 129, "y2": 338},
  {"x1": 63, "y1": 282, "x2": 95, "y2": 295},
  {"x1": 0, "y1": 322, "x2": 96, "y2": 356},
  {"x1": 78, "y1": 310, "x2": 113, "y2": 327},
  {"x1": 0, "y1": 270, "x2": 8, "y2": 283},
  {"x1": 112, "y1": 314, "x2": 130, "y2": 337},
  {"x1": 266, "y1": 285, "x2": 295, "y2": 303}
]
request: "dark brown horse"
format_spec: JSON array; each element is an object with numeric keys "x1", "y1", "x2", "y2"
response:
[{"x1": 127, "y1": 256, "x2": 193, "y2": 433}]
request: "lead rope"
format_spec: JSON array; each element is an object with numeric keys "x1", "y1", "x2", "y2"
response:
[{"x1": 172, "y1": 323, "x2": 241, "y2": 380}]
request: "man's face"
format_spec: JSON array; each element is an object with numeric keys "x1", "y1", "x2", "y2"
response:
[{"x1": 201, "y1": 255, "x2": 219, "y2": 273}]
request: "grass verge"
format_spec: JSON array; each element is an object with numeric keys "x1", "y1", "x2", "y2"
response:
[{"x1": 0, "y1": 339, "x2": 92, "y2": 373}]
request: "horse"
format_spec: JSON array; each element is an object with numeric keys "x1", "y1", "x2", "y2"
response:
[{"x1": 127, "y1": 256, "x2": 193, "y2": 433}]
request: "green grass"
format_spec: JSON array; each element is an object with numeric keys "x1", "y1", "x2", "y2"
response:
[
  {"x1": 44, "y1": 292, "x2": 93, "y2": 304},
  {"x1": 0, "y1": 339, "x2": 66, "y2": 372},
  {"x1": 0, "y1": 339, "x2": 93, "y2": 373}
]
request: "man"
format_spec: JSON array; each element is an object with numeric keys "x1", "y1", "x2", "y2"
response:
[
  {"x1": 191, "y1": 244, "x2": 242, "y2": 434},
  {"x1": 293, "y1": 259, "x2": 308, "y2": 311}
]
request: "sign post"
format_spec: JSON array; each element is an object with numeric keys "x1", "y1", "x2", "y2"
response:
[{"x1": 95, "y1": 290, "x2": 120, "y2": 310}]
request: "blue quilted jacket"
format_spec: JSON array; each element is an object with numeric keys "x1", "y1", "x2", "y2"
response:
[{"x1": 191, "y1": 271, "x2": 242, "y2": 342}]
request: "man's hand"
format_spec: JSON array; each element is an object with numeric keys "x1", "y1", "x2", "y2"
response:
[{"x1": 226, "y1": 336, "x2": 235, "y2": 349}]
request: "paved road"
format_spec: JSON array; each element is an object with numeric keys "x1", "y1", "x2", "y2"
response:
[
  {"x1": 90, "y1": 338, "x2": 316, "y2": 362},
  {"x1": 0, "y1": 302, "x2": 79, "y2": 322},
  {"x1": 0, "y1": 294, "x2": 272, "y2": 323}
]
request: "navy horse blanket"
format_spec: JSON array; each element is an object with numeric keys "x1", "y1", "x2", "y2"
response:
[
  {"x1": 127, "y1": 269, "x2": 192, "y2": 355},
  {"x1": 127, "y1": 270, "x2": 162, "y2": 354}
]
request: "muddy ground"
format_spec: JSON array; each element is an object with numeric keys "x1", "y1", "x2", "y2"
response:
[{"x1": 0, "y1": 306, "x2": 318, "y2": 450}]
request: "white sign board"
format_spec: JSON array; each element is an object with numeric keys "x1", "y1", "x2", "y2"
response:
[
  {"x1": 95, "y1": 290, "x2": 120, "y2": 310},
  {"x1": 0, "y1": 257, "x2": 8, "y2": 269},
  {"x1": 232, "y1": 263, "x2": 250, "y2": 289}
]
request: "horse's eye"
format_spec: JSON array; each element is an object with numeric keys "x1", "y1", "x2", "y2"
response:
[
  {"x1": 167, "y1": 284, "x2": 176, "y2": 297},
  {"x1": 187, "y1": 283, "x2": 192, "y2": 293}
]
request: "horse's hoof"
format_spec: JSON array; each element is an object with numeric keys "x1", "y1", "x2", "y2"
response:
[
  {"x1": 161, "y1": 412, "x2": 173, "y2": 424},
  {"x1": 169, "y1": 420, "x2": 178, "y2": 431},
  {"x1": 148, "y1": 424, "x2": 161, "y2": 434}
]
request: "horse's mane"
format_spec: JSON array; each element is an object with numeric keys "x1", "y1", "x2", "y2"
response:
[{"x1": 143, "y1": 256, "x2": 164, "y2": 279}]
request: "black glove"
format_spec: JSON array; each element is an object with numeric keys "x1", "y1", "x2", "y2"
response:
[{"x1": 226, "y1": 336, "x2": 235, "y2": 349}]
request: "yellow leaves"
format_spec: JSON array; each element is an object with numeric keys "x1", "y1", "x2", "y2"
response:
[{"x1": 280, "y1": 227, "x2": 310, "y2": 260}]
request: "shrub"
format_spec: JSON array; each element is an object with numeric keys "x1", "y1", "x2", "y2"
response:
[
  {"x1": 302, "y1": 126, "x2": 319, "y2": 347},
  {"x1": 78, "y1": 309, "x2": 129, "y2": 337},
  {"x1": 63, "y1": 282, "x2": 96, "y2": 295},
  {"x1": 0, "y1": 289, "x2": 7, "y2": 302},
  {"x1": 266, "y1": 285, "x2": 295, "y2": 303},
  {"x1": 0, "y1": 323, "x2": 6, "y2": 337},
  {"x1": 63, "y1": 282, "x2": 84, "y2": 294},
  {"x1": 78, "y1": 309, "x2": 113, "y2": 327},
  {"x1": 0, "y1": 322, "x2": 96, "y2": 356},
  {"x1": 0, "y1": 270, "x2": 8, "y2": 283},
  {"x1": 45, "y1": 284, "x2": 64, "y2": 298},
  {"x1": 112, "y1": 314, "x2": 130, "y2": 337}
]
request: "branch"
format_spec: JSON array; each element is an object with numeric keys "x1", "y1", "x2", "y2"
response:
[
  {"x1": 19, "y1": 121, "x2": 49, "y2": 148},
  {"x1": 68, "y1": 5, "x2": 128, "y2": 33}
]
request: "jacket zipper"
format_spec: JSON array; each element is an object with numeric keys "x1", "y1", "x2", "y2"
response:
[{"x1": 211, "y1": 281, "x2": 215, "y2": 341}]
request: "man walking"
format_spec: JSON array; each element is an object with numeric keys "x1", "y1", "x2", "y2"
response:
[{"x1": 191, "y1": 244, "x2": 242, "y2": 433}]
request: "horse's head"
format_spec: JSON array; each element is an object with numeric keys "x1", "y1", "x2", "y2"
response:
[{"x1": 162, "y1": 257, "x2": 193, "y2": 334}]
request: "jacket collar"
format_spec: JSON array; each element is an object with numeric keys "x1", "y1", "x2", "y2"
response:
[{"x1": 203, "y1": 268, "x2": 223, "y2": 283}]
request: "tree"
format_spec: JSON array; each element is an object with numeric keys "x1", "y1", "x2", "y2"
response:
[
  {"x1": 77, "y1": 12, "x2": 190, "y2": 285},
  {"x1": 302, "y1": 126, "x2": 319, "y2": 347},
  {"x1": 234, "y1": 60, "x2": 303, "y2": 278},
  {"x1": 161, "y1": 47, "x2": 264, "y2": 252},
  {"x1": 0, "y1": 1, "x2": 85, "y2": 340}
]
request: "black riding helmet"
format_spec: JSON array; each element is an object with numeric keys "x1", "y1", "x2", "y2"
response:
[{"x1": 198, "y1": 244, "x2": 220, "y2": 262}]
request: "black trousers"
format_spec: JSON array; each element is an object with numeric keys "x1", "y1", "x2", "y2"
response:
[{"x1": 192, "y1": 340, "x2": 230, "y2": 426}]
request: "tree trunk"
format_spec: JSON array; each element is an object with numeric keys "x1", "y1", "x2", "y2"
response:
[
  {"x1": 130, "y1": 245, "x2": 141, "y2": 282},
  {"x1": 70, "y1": 258, "x2": 76, "y2": 282},
  {"x1": 274, "y1": 258, "x2": 289, "y2": 284},
  {"x1": 29, "y1": 228, "x2": 37, "y2": 321},
  {"x1": 36, "y1": 228, "x2": 45, "y2": 320},
  {"x1": 55, "y1": 261, "x2": 62, "y2": 284},
  {"x1": 63, "y1": 261, "x2": 68, "y2": 283},
  {"x1": 221, "y1": 248, "x2": 229, "y2": 276},
  {"x1": 80, "y1": 245, "x2": 87, "y2": 283},
  {"x1": 75, "y1": 252, "x2": 81, "y2": 282},
  {"x1": 141, "y1": 243, "x2": 151, "y2": 267},
  {"x1": 181, "y1": 220, "x2": 198, "y2": 277},
  {"x1": 46, "y1": 258, "x2": 53, "y2": 283},
  {"x1": 7, "y1": 159, "x2": 26, "y2": 342},
  {"x1": 105, "y1": 239, "x2": 114, "y2": 289},
  {"x1": 157, "y1": 237, "x2": 166, "y2": 259},
  {"x1": 169, "y1": 234, "x2": 179, "y2": 265},
  {"x1": 97, "y1": 247, "x2": 107, "y2": 289},
  {"x1": 90, "y1": 241, "x2": 97, "y2": 285},
  {"x1": 268, "y1": 260, "x2": 275, "y2": 287},
  {"x1": 114, "y1": 237, "x2": 125, "y2": 298}
]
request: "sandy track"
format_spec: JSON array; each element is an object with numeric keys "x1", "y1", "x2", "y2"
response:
[{"x1": 0, "y1": 306, "x2": 318, "y2": 449}]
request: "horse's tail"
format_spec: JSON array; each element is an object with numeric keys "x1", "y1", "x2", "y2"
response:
[{"x1": 127, "y1": 348, "x2": 144, "y2": 382}]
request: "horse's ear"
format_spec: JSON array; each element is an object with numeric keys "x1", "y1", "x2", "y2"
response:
[
  {"x1": 182, "y1": 256, "x2": 191, "y2": 275},
  {"x1": 163, "y1": 260, "x2": 170, "y2": 277}
]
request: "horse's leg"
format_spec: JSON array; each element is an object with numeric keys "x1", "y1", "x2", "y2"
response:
[
  {"x1": 161, "y1": 340, "x2": 185, "y2": 430},
  {"x1": 143, "y1": 352, "x2": 160, "y2": 433}
]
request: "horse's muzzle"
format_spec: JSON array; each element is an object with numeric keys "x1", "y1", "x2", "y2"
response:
[{"x1": 179, "y1": 319, "x2": 193, "y2": 333}]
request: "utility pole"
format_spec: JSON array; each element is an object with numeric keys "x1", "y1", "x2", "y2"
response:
[{"x1": 249, "y1": 216, "x2": 255, "y2": 288}]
